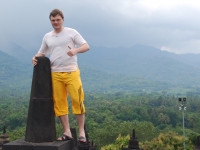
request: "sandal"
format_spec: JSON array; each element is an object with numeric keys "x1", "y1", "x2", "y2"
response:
[
  {"x1": 57, "y1": 134, "x2": 73, "y2": 141},
  {"x1": 78, "y1": 136, "x2": 86, "y2": 143}
]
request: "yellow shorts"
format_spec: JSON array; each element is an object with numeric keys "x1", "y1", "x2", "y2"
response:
[{"x1": 51, "y1": 69, "x2": 85, "y2": 116}]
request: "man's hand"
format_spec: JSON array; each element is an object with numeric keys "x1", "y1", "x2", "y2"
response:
[
  {"x1": 67, "y1": 46, "x2": 77, "y2": 57},
  {"x1": 67, "y1": 43, "x2": 90, "y2": 57},
  {"x1": 32, "y1": 53, "x2": 44, "y2": 66},
  {"x1": 32, "y1": 56, "x2": 38, "y2": 66}
]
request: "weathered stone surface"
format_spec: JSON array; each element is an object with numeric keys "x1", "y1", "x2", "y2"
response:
[
  {"x1": 0, "y1": 126, "x2": 10, "y2": 150},
  {"x1": 70, "y1": 128, "x2": 77, "y2": 147},
  {"x1": 25, "y1": 57, "x2": 56, "y2": 143},
  {"x1": 2, "y1": 138, "x2": 75, "y2": 150}
]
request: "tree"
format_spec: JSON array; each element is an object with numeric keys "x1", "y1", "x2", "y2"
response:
[{"x1": 140, "y1": 131, "x2": 194, "y2": 150}]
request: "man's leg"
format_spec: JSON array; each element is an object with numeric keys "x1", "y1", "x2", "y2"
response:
[
  {"x1": 57, "y1": 114, "x2": 72, "y2": 140},
  {"x1": 66, "y1": 69, "x2": 86, "y2": 141},
  {"x1": 52, "y1": 73, "x2": 71, "y2": 140},
  {"x1": 60, "y1": 115, "x2": 72, "y2": 137},
  {"x1": 76, "y1": 114, "x2": 85, "y2": 138}
]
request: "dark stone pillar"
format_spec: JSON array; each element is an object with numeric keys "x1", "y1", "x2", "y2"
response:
[
  {"x1": 122, "y1": 129, "x2": 143, "y2": 150},
  {"x1": 0, "y1": 126, "x2": 10, "y2": 150},
  {"x1": 25, "y1": 57, "x2": 56, "y2": 142},
  {"x1": 71, "y1": 128, "x2": 78, "y2": 147},
  {"x1": 2, "y1": 57, "x2": 76, "y2": 150},
  {"x1": 194, "y1": 136, "x2": 200, "y2": 150},
  {"x1": 89, "y1": 141, "x2": 96, "y2": 150}
]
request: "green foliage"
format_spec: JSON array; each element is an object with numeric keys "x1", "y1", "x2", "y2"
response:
[
  {"x1": 81, "y1": 67, "x2": 171, "y2": 93},
  {"x1": 1, "y1": 92, "x2": 200, "y2": 150},
  {"x1": 102, "y1": 132, "x2": 195, "y2": 150},
  {"x1": 0, "y1": 99, "x2": 28, "y2": 130},
  {"x1": 89, "y1": 120, "x2": 158, "y2": 149},
  {"x1": 7, "y1": 126, "x2": 26, "y2": 141},
  {"x1": 140, "y1": 131, "x2": 194, "y2": 150},
  {"x1": 0, "y1": 50, "x2": 32, "y2": 95},
  {"x1": 101, "y1": 134, "x2": 130, "y2": 150}
]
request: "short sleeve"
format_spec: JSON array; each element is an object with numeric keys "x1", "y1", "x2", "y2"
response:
[
  {"x1": 38, "y1": 35, "x2": 49, "y2": 56},
  {"x1": 73, "y1": 30, "x2": 87, "y2": 47}
]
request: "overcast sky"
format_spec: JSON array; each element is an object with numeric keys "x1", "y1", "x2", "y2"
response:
[{"x1": 1, "y1": 0, "x2": 200, "y2": 54}]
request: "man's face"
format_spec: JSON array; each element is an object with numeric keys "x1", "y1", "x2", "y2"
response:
[{"x1": 50, "y1": 15, "x2": 64, "y2": 30}]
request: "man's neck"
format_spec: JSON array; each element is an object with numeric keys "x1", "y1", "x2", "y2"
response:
[{"x1": 54, "y1": 27, "x2": 64, "y2": 34}]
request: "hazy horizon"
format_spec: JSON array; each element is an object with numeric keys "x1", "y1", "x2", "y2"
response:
[{"x1": 1, "y1": 0, "x2": 200, "y2": 54}]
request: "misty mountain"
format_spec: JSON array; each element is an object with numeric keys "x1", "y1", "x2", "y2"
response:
[
  {"x1": 0, "y1": 50, "x2": 32, "y2": 95},
  {"x1": 78, "y1": 45, "x2": 200, "y2": 86},
  {"x1": 2, "y1": 43, "x2": 200, "y2": 91},
  {"x1": 0, "y1": 40, "x2": 35, "y2": 63},
  {"x1": 0, "y1": 50, "x2": 173, "y2": 95}
]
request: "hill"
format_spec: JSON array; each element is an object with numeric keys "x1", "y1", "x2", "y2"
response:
[
  {"x1": 78, "y1": 45, "x2": 200, "y2": 86},
  {"x1": 0, "y1": 50, "x2": 32, "y2": 97},
  {"x1": 0, "y1": 50, "x2": 173, "y2": 96},
  {"x1": 0, "y1": 41, "x2": 35, "y2": 63},
  {"x1": 81, "y1": 67, "x2": 171, "y2": 93},
  {"x1": 2, "y1": 44, "x2": 200, "y2": 95}
]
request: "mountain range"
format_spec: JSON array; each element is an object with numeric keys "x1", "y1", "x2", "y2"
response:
[
  {"x1": 1, "y1": 43, "x2": 200, "y2": 95},
  {"x1": 78, "y1": 45, "x2": 200, "y2": 86}
]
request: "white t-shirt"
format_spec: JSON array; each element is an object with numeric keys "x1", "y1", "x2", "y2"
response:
[{"x1": 38, "y1": 27, "x2": 86, "y2": 72}]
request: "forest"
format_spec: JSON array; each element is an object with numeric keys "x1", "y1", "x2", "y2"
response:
[
  {"x1": 1, "y1": 91, "x2": 200, "y2": 150},
  {"x1": 2, "y1": 47, "x2": 200, "y2": 149}
]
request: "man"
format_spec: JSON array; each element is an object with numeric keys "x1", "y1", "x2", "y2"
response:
[{"x1": 32, "y1": 9, "x2": 90, "y2": 142}]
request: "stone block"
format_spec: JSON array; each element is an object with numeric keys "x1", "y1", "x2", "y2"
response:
[{"x1": 2, "y1": 138, "x2": 75, "y2": 150}]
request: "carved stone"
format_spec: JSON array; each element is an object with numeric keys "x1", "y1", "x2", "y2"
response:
[
  {"x1": 194, "y1": 136, "x2": 200, "y2": 150},
  {"x1": 0, "y1": 126, "x2": 10, "y2": 150},
  {"x1": 25, "y1": 57, "x2": 56, "y2": 142},
  {"x1": 122, "y1": 129, "x2": 143, "y2": 150}
]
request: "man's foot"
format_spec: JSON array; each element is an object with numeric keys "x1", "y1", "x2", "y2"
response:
[
  {"x1": 78, "y1": 136, "x2": 86, "y2": 143},
  {"x1": 79, "y1": 130, "x2": 86, "y2": 142},
  {"x1": 57, "y1": 133, "x2": 73, "y2": 141}
]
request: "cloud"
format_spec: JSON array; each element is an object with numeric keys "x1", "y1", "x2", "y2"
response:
[
  {"x1": 1, "y1": 0, "x2": 200, "y2": 53},
  {"x1": 161, "y1": 39, "x2": 200, "y2": 54}
]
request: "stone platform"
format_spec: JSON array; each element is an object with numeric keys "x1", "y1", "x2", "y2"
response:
[{"x1": 2, "y1": 138, "x2": 75, "y2": 150}]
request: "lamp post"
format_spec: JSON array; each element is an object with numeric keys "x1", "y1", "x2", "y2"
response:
[{"x1": 178, "y1": 97, "x2": 186, "y2": 150}]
